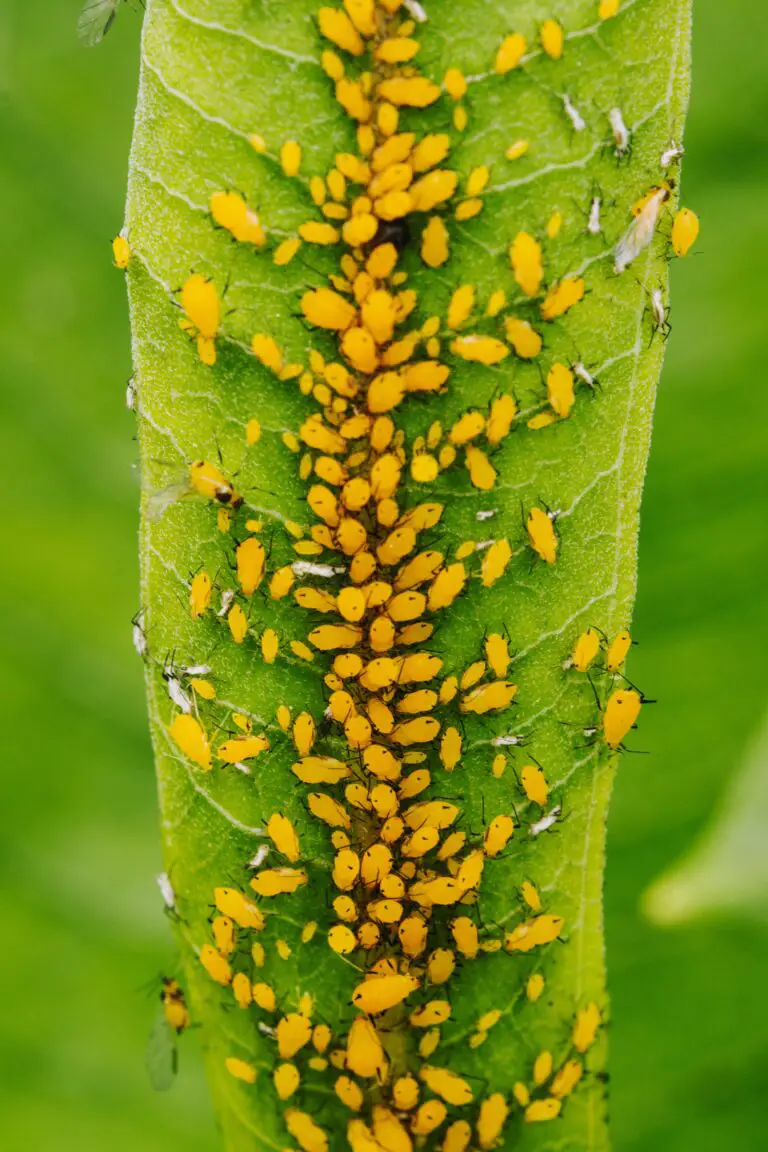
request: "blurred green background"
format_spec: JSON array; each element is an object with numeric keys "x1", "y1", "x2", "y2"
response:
[{"x1": 2, "y1": 1, "x2": 767, "y2": 1149}]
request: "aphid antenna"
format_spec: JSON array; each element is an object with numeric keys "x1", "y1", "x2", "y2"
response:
[{"x1": 585, "y1": 671, "x2": 603, "y2": 711}]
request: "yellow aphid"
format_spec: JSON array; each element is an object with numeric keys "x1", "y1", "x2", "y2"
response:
[
  {"x1": 465, "y1": 445, "x2": 498, "y2": 490},
  {"x1": 333, "y1": 847, "x2": 361, "y2": 891},
  {"x1": 455, "y1": 197, "x2": 483, "y2": 222},
  {"x1": 112, "y1": 232, "x2": 130, "y2": 268},
  {"x1": 606, "y1": 629, "x2": 632, "y2": 672},
  {"x1": 309, "y1": 791, "x2": 351, "y2": 829},
  {"x1": 527, "y1": 507, "x2": 558, "y2": 564},
  {"x1": 212, "y1": 914, "x2": 235, "y2": 955},
  {"x1": 244, "y1": 418, "x2": 262, "y2": 447},
  {"x1": 302, "y1": 922, "x2": 317, "y2": 944},
  {"x1": 672, "y1": 207, "x2": 699, "y2": 256},
  {"x1": 251, "y1": 942, "x2": 266, "y2": 969},
  {"x1": 440, "y1": 726, "x2": 462, "y2": 771},
  {"x1": 521, "y1": 881, "x2": 542, "y2": 911},
  {"x1": 225, "y1": 1056, "x2": 257, "y2": 1084},
  {"x1": 544, "y1": 212, "x2": 562, "y2": 242},
  {"x1": 504, "y1": 317, "x2": 542, "y2": 360},
  {"x1": 467, "y1": 166, "x2": 490, "y2": 197},
  {"x1": 352, "y1": 973, "x2": 418, "y2": 1015},
  {"x1": 274, "y1": 236, "x2": 301, "y2": 266},
  {"x1": 438, "y1": 830, "x2": 466, "y2": 861},
  {"x1": 540, "y1": 277, "x2": 585, "y2": 321},
  {"x1": 450, "y1": 410, "x2": 485, "y2": 445},
  {"x1": 274, "y1": 1061, "x2": 301, "y2": 1100},
  {"x1": 495, "y1": 33, "x2": 527, "y2": 73},
  {"x1": 376, "y1": 36, "x2": 420, "y2": 63},
  {"x1": 411, "y1": 1099, "x2": 448, "y2": 1136},
  {"x1": 346, "y1": 1016, "x2": 388, "y2": 1079},
  {"x1": 214, "y1": 887, "x2": 264, "y2": 931},
  {"x1": 189, "y1": 571, "x2": 212, "y2": 618},
  {"x1": 181, "y1": 275, "x2": 220, "y2": 341},
  {"x1": 510, "y1": 232, "x2": 543, "y2": 297},
  {"x1": 571, "y1": 627, "x2": 601, "y2": 672},
  {"x1": 293, "y1": 712, "x2": 316, "y2": 756},
  {"x1": 439, "y1": 66, "x2": 465, "y2": 100},
  {"x1": 480, "y1": 538, "x2": 512, "y2": 587},
  {"x1": 266, "y1": 813, "x2": 300, "y2": 862},
  {"x1": 261, "y1": 627, "x2": 278, "y2": 664},
  {"x1": 377, "y1": 76, "x2": 441, "y2": 108},
  {"x1": 402, "y1": 359, "x2": 450, "y2": 393},
  {"x1": 447, "y1": 284, "x2": 475, "y2": 330},
  {"x1": 551, "y1": 1058, "x2": 583, "y2": 1097},
  {"x1": 361, "y1": 843, "x2": 393, "y2": 886},
  {"x1": 169, "y1": 714, "x2": 211, "y2": 771},
  {"x1": 411, "y1": 453, "x2": 439, "y2": 483},
  {"x1": 527, "y1": 973, "x2": 545, "y2": 1001},
  {"x1": 485, "y1": 394, "x2": 516, "y2": 446},
  {"x1": 460, "y1": 679, "x2": 518, "y2": 714},
  {"x1": 398, "y1": 914, "x2": 428, "y2": 958},
  {"x1": 513, "y1": 1083, "x2": 530, "y2": 1107},
  {"x1": 484, "y1": 814, "x2": 514, "y2": 857},
  {"x1": 456, "y1": 849, "x2": 485, "y2": 892},
  {"x1": 534, "y1": 1050, "x2": 553, "y2": 1085},
  {"x1": 285, "y1": 1109, "x2": 328, "y2": 1152},
  {"x1": 427, "y1": 563, "x2": 466, "y2": 610},
  {"x1": 409, "y1": 169, "x2": 458, "y2": 212},
  {"x1": 189, "y1": 459, "x2": 240, "y2": 506},
  {"x1": 451, "y1": 335, "x2": 509, "y2": 365},
  {"x1": 310, "y1": 1024, "x2": 331, "y2": 1056},
  {"x1": 521, "y1": 763, "x2": 548, "y2": 806},
  {"x1": 299, "y1": 220, "x2": 340, "y2": 245},
  {"x1": 426, "y1": 947, "x2": 457, "y2": 985},
  {"x1": 421, "y1": 216, "x2": 449, "y2": 268},
  {"x1": 200, "y1": 944, "x2": 231, "y2": 985},
  {"x1": 505, "y1": 138, "x2": 529, "y2": 161},
  {"x1": 391, "y1": 716, "x2": 440, "y2": 745},
  {"x1": 548, "y1": 362, "x2": 575, "y2": 418},
  {"x1": 410, "y1": 1001, "x2": 451, "y2": 1028},
  {"x1": 603, "y1": 688, "x2": 642, "y2": 748},
  {"x1": 485, "y1": 633, "x2": 510, "y2": 677},
  {"x1": 504, "y1": 913, "x2": 564, "y2": 952},
  {"x1": 334, "y1": 1074, "x2": 364, "y2": 1112},
  {"x1": 291, "y1": 640, "x2": 315, "y2": 661},
  {"x1": 250, "y1": 867, "x2": 308, "y2": 897},
  {"x1": 302, "y1": 287, "x2": 357, "y2": 331},
  {"x1": 540, "y1": 18, "x2": 563, "y2": 59},
  {"x1": 492, "y1": 753, "x2": 507, "y2": 779},
  {"x1": 477, "y1": 1093, "x2": 509, "y2": 1149},
  {"x1": 328, "y1": 924, "x2": 358, "y2": 955},
  {"x1": 279, "y1": 139, "x2": 302, "y2": 178},
  {"x1": 236, "y1": 537, "x2": 265, "y2": 596},
  {"x1": 599, "y1": 0, "x2": 620, "y2": 15},
  {"x1": 525, "y1": 1099, "x2": 561, "y2": 1123},
  {"x1": 276, "y1": 1013, "x2": 313, "y2": 1060},
  {"x1": 420, "y1": 1066, "x2": 473, "y2": 1107},
  {"x1": 391, "y1": 1074, "x2": 419, "y2": 1112},
  {"x1": 252, "y1": 982, "x2": 276, "y2": 1012},
  {"x1": 443, "y1": 1120, "x2": 472, "y2": 1152},
  {"x1": 210, "y1": 191, "x2": 266, "y2": 246}
]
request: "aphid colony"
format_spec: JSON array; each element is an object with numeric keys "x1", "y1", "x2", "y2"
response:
[{"x1": 122, "y1": 0, "x2": 685, "y2": 1146}]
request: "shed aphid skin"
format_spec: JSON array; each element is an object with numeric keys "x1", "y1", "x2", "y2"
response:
[
  {"x1": 129, "y1": 0, "x2": 689, "y2": 1145},
  {"x1": 650, "y1": 287, "x2": 670, "y2": 336},
  {"x1": 562, "y1": 93, "x2": 586, "y2": 133},
  {"x1": 608, "y1": 106, "x2": 631, "y2": 157},
  {"x1": 587, "y1": 195, "x2": 602, "y2": 237},
  {"x1": 660, "y1": 137, "x2": 685, "y2": 169}
]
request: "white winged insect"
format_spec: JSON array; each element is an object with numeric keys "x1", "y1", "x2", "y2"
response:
[
  {"x1": 614, "y1": 186, "x2": 670, "y2": 274},
  {"x1": 77, "y1": 0, "x2": 125, "y2": 46},
  {"x1": 145, "y1": 978, "x2": 188, "y2": 1092}
]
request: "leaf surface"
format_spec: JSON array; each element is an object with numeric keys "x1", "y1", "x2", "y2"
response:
[{"x1": 125, "y1": 0, "x2": 692, "y2": 1147}]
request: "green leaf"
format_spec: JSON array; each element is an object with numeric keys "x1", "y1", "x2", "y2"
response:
[
  {"x1": 644, "y1": 706, "x2": 768, "y2": 926},
  {"x1": 124, "y1": 0, "x2": 691, "y2": 1147}
]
